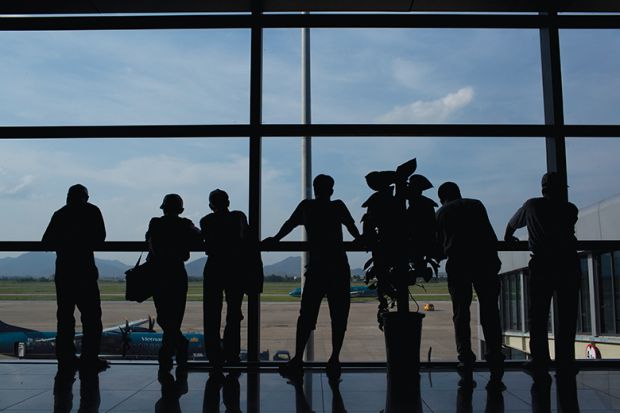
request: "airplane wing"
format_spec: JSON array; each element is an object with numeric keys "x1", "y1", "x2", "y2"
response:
[{"x1": 32, "y1": 318, "x2": 152, "y2": 343}]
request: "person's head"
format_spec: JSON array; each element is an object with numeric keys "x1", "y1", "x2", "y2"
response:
[
  {"x1": 209, "y1": 189, "x2": 230, "y2": 212},
  {"x1": 313, "y1": 174, "x2": 334, "y2": 200},
  {"x1": 541, "y1": 172, "x2": 566, "y2": 199},
  {"x1": 437, "y1": 182, "x2": 462, "y2": 205},
  {"x1": 160, "y1": 193, "x2": 184, "y2": 215},
  {"x1": 66, "y1": 184, "x2": 89, "y2": 205},
  {"x1": 408, "y1": 174, "x2": 433, "y2": 197}
]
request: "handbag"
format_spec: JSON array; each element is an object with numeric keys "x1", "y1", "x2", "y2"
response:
[{"x1": 125, "y1": 252, "x2": 155, "y2": 303}]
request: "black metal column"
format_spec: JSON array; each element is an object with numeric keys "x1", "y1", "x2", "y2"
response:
[
  {"x1": 248, "y1": 1, "x2": 263, "y2": 365},
  {"x1": 540, "y1": 11, "x2": 568, "y2": 201}
]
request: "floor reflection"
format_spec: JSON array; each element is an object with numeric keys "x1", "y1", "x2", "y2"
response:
[
  {"x1": 53, "y1": 368, "x2": 101, "y2": 413},
  {"x1": 383, "y1": 374, "x2": 423, "y2": 413},
  {"x1": 203, "y1": 370, "x2": 242, "y2": 413},
  {"x1": 155, "y1": 367, "x2": 188, "y2": 413}
]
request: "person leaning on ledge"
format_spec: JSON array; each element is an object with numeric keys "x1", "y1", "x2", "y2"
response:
[
  {"x1": 42, "y1": 184, "x2": 108, "y2": 372},
  {"x1": 505, "y1": 172, "x2": 580, "y2": 381}
]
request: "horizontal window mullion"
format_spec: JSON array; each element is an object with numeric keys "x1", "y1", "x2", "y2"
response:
[{"x1": 0, "y1": 240, "x2": 619, "y2": 252}]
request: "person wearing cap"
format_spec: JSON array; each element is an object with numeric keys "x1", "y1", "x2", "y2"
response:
[
  {"x1": 505, "y1": 172, "x2": 580, "y2": 379},
  {"x1": 407, "y1": 174, "x2": 438, "y2": 281},
  {"x1": 200, "y1": 189, "x2": 263, "y2": 367},
  {"x1": 146, "y1": 194, "x2": 201, "y2": 373},
  {"x1": 42, "y1": 184, "x2": 107, "y2": 372},
  {"x1": 436, "y1": 182, "x2": 504, "y2": 389},
  {"x1": 264, "y1": 174, "x2": 361, "y2": 382}
]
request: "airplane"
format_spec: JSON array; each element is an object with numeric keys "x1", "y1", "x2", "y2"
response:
[
  {"x1": 288, "y1": 285, "x2": 377, "y2": 298},
  {"x1": 1, "y1": 318, "x2": 272, "y2": 361}
]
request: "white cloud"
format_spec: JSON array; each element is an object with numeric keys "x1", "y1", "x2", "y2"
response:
[
  {"x1": 392, "y1": 58, "x2": 430, "y2": 90},
  {"x1": 377, "y1": 87, "x2": 474, "y2": 123}
]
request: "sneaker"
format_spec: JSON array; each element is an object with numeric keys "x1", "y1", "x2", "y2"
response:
[
  {"x1": 456, "y1": 362, "x2": 475, "y2": 388},
  {"x1": 80, "y1": 357, "x2": 110, "y2": 373},
  {"x1": 58, "y1": 356, "x2": 80, "y2": 373},
  {"x1": 279, "y1": 358, "x2": 303, "y2": 383},
  {"x1": 326, "y1": 359, "x2": 342, "y2": 383}
]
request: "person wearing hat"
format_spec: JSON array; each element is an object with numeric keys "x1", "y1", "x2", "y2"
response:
[
  {"x1": 146, "y1": 194, "x2": 201, "y2": 373},
  {"x1": 200, "y1": 189, "x2": 263, "y2": 368},
  {"x1": 42, "y1": 184, "x2": 107, "y2": 372},
  {"x1": 505, "y1": 172, "x2": 580, "y2": 380},
  {"x1": 407, "y1": 174, "x2": 438, "y2": 282},
  {"x1": 264, "y1": 174, "x2": 361, "y2": 382},
  {"x1": 436, "y1": 181, "x2": 504, "y2": 389}
]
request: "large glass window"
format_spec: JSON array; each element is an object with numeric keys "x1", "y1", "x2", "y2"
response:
[
  {"x1": 311, "y1": 29, "x2": 543, "y2": 124},
  {"x1": 600, "y1": 252, "x2": 615, "y2": 334},
  {"x1": 577, "y1": 256, "x2": 592, "y2": 334},
  {"x1": 561, "y1": 30, "x2": 620, "y2": 125},
  {"x1": 0, "y1": 30, "x2": 251, "y2": 126}
]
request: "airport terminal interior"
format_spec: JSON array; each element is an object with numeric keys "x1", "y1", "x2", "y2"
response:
[{"x1": 1, "y1": 0, "x2": 620, "y2": 411}]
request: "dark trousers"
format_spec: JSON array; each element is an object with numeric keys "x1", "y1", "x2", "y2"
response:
[
  {"x1": 527, "y1": 255, "x2": 580, "y2": 373},
  {"x1": 298, "y1": 271, "x2": 351, "y2": 334},
  {"x1": 153, "y1": 266, "x2": 189, "y2": 367},
  {"x1": 203, "y1": 272, "x2": 245, "y2": 364},
  {"x1": 446, "y1": 260, "x2": 503, "y2": 367},
  {"x1": 55, "y1": 275, "x2": 102, "y2": 363}
]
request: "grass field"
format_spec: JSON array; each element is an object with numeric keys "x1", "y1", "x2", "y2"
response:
[{"x1": 0, "y1": 279, "x2": 453, "y2": 302}]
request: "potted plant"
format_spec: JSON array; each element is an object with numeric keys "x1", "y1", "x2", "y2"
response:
[{"x1": 361, "y1": 158, "x2": 438, "y2": 377}]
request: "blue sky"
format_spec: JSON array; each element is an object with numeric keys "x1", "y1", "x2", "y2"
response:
[{"x1": 0, "y1": 28, "x2": 619, "y2": 267}]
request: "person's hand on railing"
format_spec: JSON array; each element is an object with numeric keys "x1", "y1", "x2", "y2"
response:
[
  {"x1": 504, "y1": 234, "x2": 520, "y2": 243},
  {"x1": 261, "y1": 236, "x2": 278, "y2": 246}
]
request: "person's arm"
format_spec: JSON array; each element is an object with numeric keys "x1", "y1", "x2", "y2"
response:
[
  {"x1": 94, "y1": 207, "x2": 106, "y2": 245},
  {"x1": 200, "y1": 216, "x2": 214, "y2": 255},
  {"x1": 41, "y1": 212, "x2": 59, "y2": 249},
  {"x1": 338, "y1": 200, "x2": 361, "y2": 240},
  {"x1": 434, "y1": 208, "x2": 447, "y2": 261},
  {"x1": 264, "y1": 202, "x2": 304, "y2": 243},
  {"x1": 478, "y1": 201, "x2": 499, "y2": 243},
  {"x1": 504, "y1": 202, "x2": 527, "y2": 242}
]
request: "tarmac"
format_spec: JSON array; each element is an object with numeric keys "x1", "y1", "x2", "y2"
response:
[{"x1": 0, "y1": 300, "x2": 477, "y2": 362}]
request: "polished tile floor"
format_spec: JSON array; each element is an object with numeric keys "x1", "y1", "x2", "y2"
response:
[{"x1": 0, "y1": 361, "x2": 619, "y2": 412}]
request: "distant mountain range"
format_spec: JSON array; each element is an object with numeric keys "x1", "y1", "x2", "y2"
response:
[
  {"x1": 0, "y1": 252, "x2": 130, "y2": 279},
  {"x1": 0, "y1": 253, "x2": 364, "y2": 279}
]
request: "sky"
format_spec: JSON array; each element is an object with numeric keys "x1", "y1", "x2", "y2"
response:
[{"x1": 0, "y1": 27, "x2": 619, "y2": 267}]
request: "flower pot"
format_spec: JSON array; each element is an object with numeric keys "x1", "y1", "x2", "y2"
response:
[{"x1": 382, "y1": 311, "x2": 425, "y2": 378}]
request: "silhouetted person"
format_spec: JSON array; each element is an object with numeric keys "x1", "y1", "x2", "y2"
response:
[
  {"x1": 264, "y1": 174, "x2": 361, "y2": 382},
  {"x1": 201, "y1": 189, "x2": 262, "y2": 367},
  {"x1": 436, "y1": 182, "x2": 504, "y2": 388},
  {"x1": 42, "y1": 184, "x2": 107, "y2": 372},
  {"x1": 504, "y1": 172, "x2": 580, "y2": 380},
  {"x1": 407, "y1": 174, "x2": 438, "y2": 282},
  {"x1": 146, "y1": 194, "x2": 201, "y2": 373}
]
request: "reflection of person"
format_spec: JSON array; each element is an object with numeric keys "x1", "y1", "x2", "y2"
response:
[
  {"x1": 264, "y1": 174, "x2": 361, "y2": 382},
  {"x1": 146, "y1": 194, "x2": 201, "y2": 373},
  {"x1": 201, "y1": 189, "x2": 262, "y2": 367},
  {"x1": 53, "y1": 368, "x2": 102, "y2": 413},
  {"x1": 202, "y1": 371, "x2": 242, "y2": 413},
  {"x1": 436, "y1": 182, "x2": 504, "y2": 388},
  {"x1": 42, "y1": 184, "x2": 107, "y2": 372},
  {"x1": 505, "y1": 172, "x2": 580, "y2": 379}
]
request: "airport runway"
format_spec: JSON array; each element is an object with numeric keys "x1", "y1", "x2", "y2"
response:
[{"x1": 0, "y1": 300, "x2": 477, "y2": 362}]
